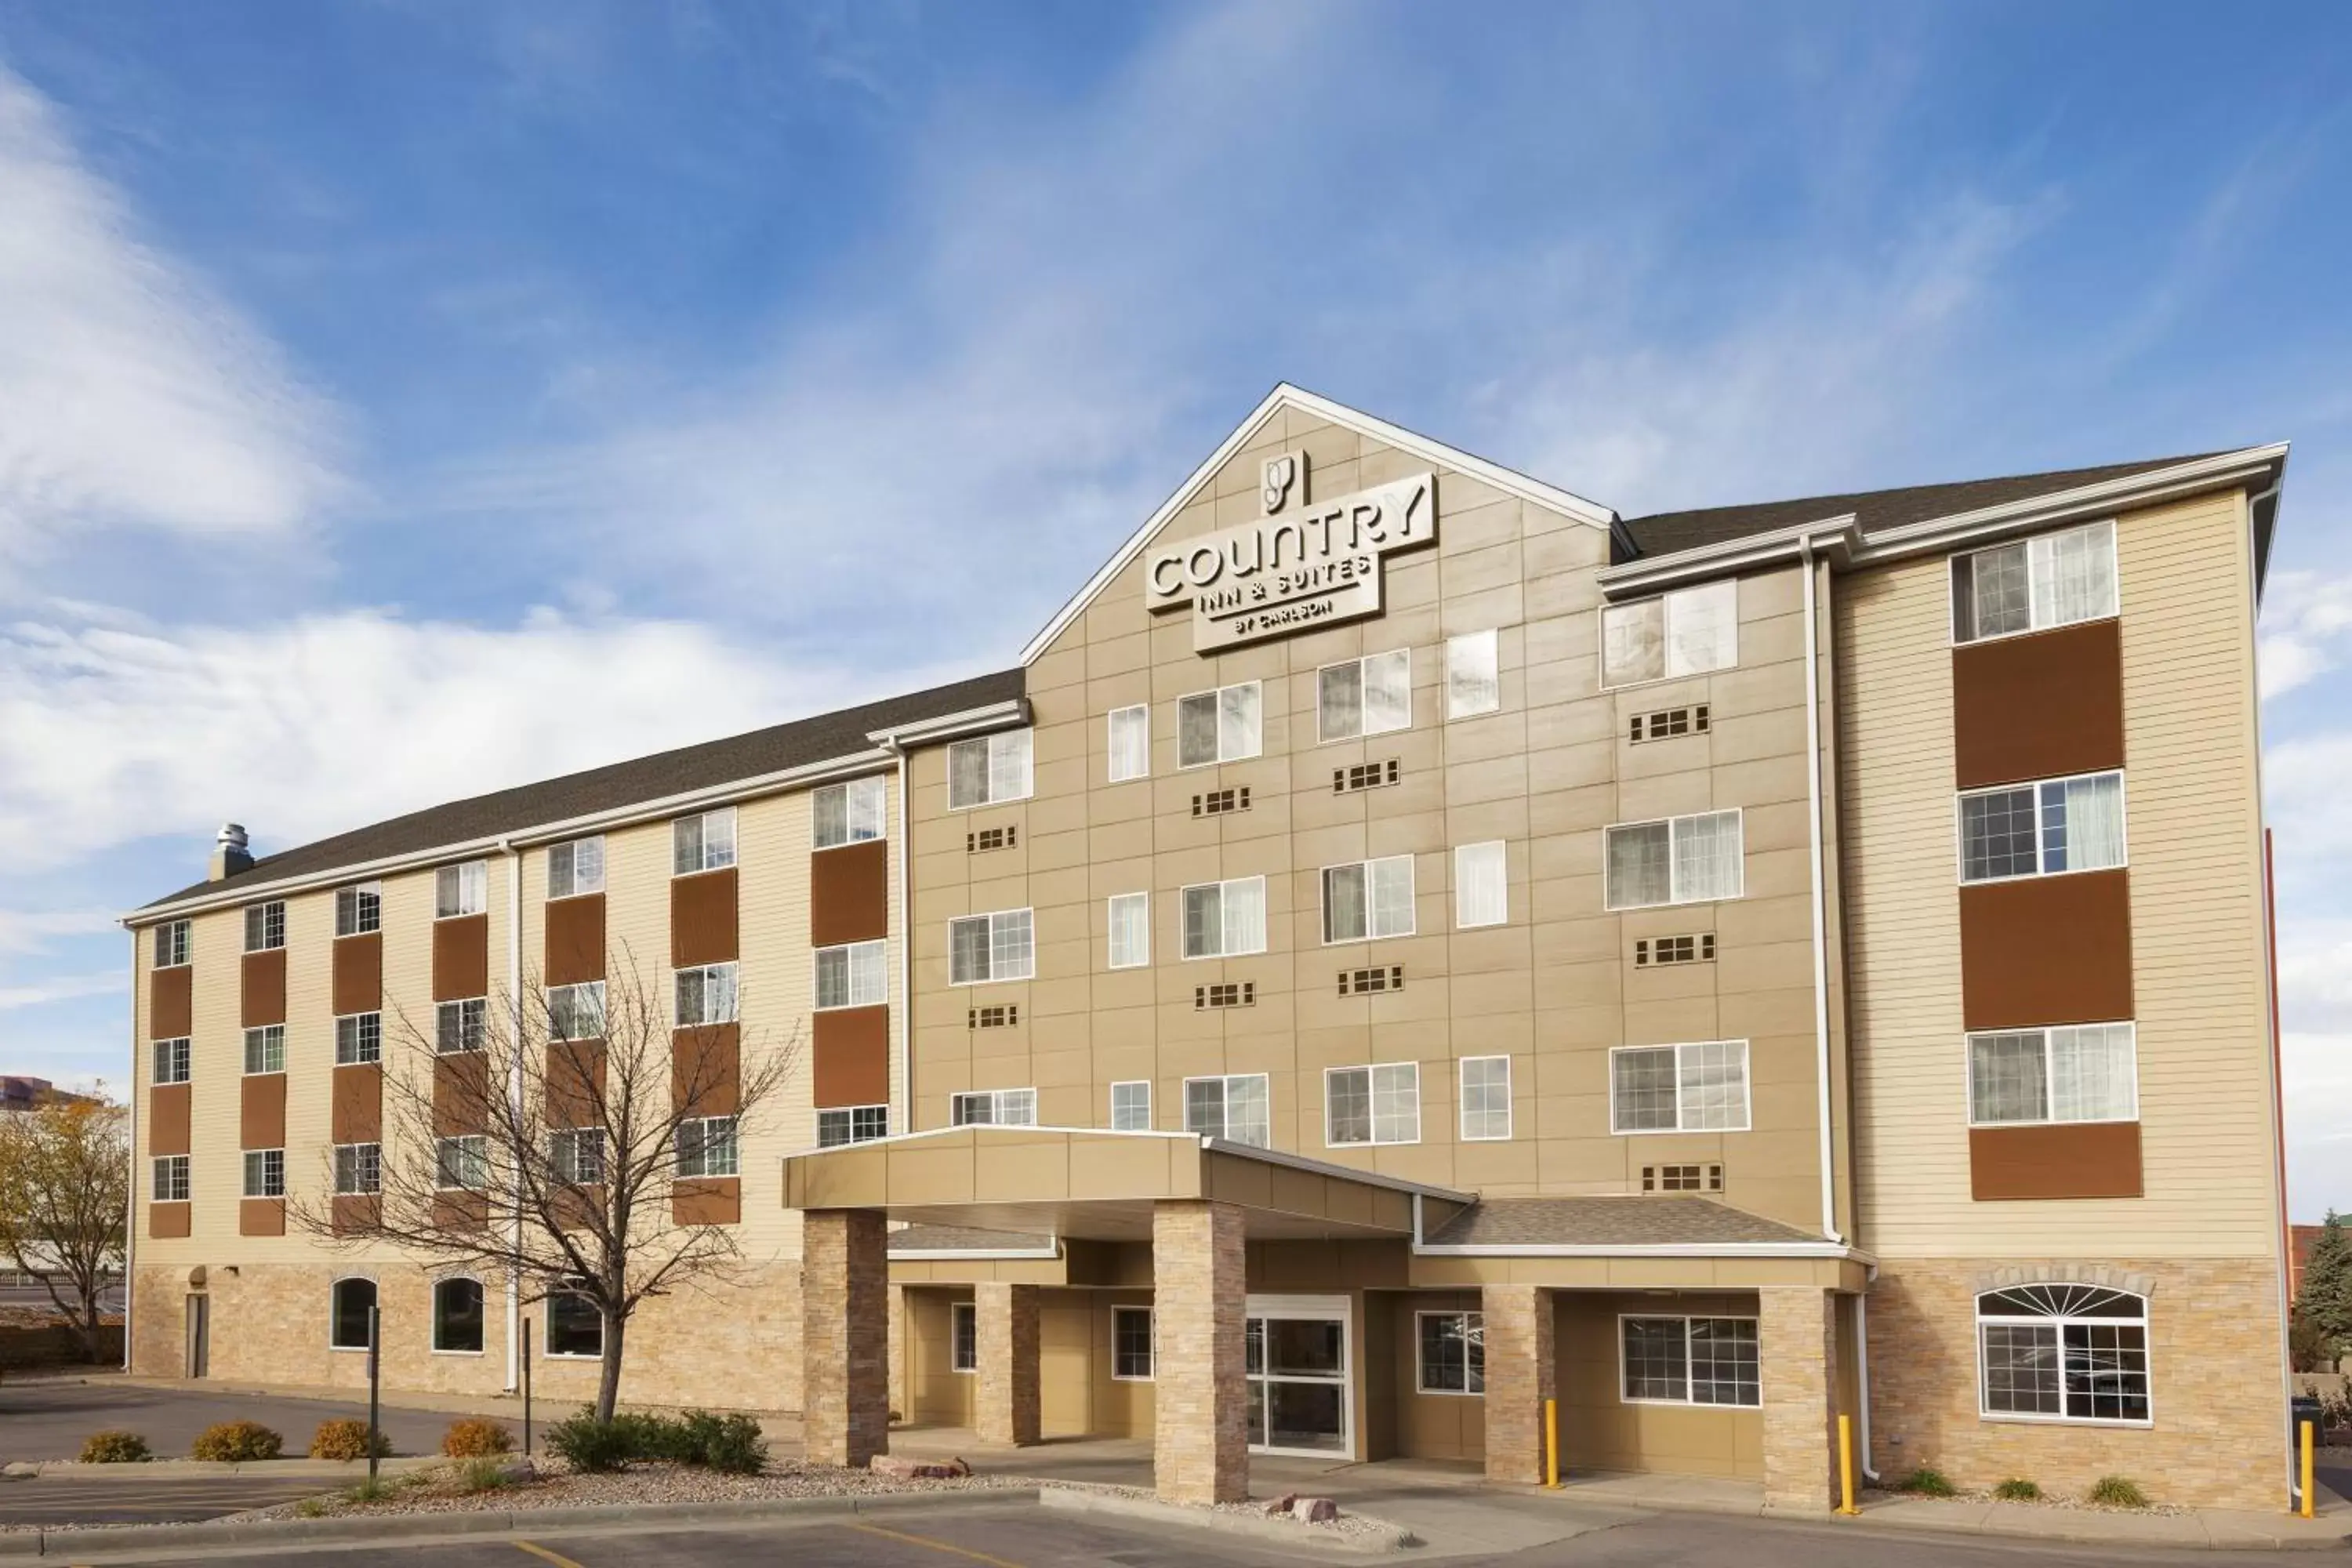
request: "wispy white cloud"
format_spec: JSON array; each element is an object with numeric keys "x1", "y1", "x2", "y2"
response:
[
  {"x1": 0, "y1": 969, "x2": 120, "y2": 1011},
  {"x1": 0, "y1": 907, "x2": 119, "y2": 955},
  {"x1": 2259, "y1": 569, "x2": 2352, "y2": 700}
]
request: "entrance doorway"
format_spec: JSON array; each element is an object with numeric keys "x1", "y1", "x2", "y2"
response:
[
  {"x1": 183, "y1": 1294, "x2": 209, "y2": 1378},
  {"x1": 1244, "y1": 1294, "x2": 1349, "y2": 1457}
]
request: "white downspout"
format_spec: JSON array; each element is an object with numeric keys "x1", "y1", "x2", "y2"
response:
[
  {"x1": 501, "y1": 838, "x2": 522, "y2": 1392},
  {"x1": 1855, "y1": 1276, "x2": 1881, "y2": 1481},
  {"x1": 1802, "y1": 539, "x2": 1842, "y2": 1243},
  {"x1": 123, "y1": 927, "x2": 138, "y2": 1373},
  {"x1": 884, "y1": 741, "x2": 913, "y2": 1135}
]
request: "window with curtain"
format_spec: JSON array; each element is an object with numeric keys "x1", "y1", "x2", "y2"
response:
[
  {"x1": 947, "y1": 729, "x2": 1034, "y2": 809},
  {"x1": 1446, "y1": 630, "x2": 1500, "y2": 719},
  {"x1": 1610, "y1": 1041, "x2": 1751, "y2": 1133},
  {"x1": 1454, "y1": 842, "x2": 1507, "y2": 928},
  {"x1": 949, "y1": 909, "x2": 1034, "y2": 984},
  {"x1": 547, "y1": 837, "x2": 605, "y2": 899},
  {"x1": 1605, "y1": 811, "x2": 1743, "y2": 909},
  {"x1": 335, "y1": 882, "x2": 381, "y2": 937},
  {"x1": 673, "y1": 962, "x2": 739, "y2": 1026},
  {"x1": 1601, "y1": 580, "x2": 1738, "y2": 687},
  {"x1": 437, "y1": 860, "x2": 488, "y2": 918},
  {"x1": 1318, "y1": 649, "x2": 1411, "y2": 742},
  {"x1": 548, "y1": 981, "x2": 607, "y2": 1041},
  {"x1": 1181, "y1": 877, "x2": 1266, "y2": 958},
  {"x1": 815, "y1": 940, "x2": 887, "y2": 1009},
  {"x1": 1323, "y1": 856, "x2": 1415, "y2": 943},
  {"x1": 1177, "y1": 682, "x2": 1261, "y2": 768},
  {"x1": 1107, "y1": 705, "x2": 1150, "y2": 782},
  {"x1": 813, "y1": 777, "x2": 887, "y2": 848},
  {"x1": 949, "y1": 1088, "x2": 1037, "y2": 1127},
  {"x1": 1325, "y1": 1062, "x2": 1419, "y2": 1145},
  {"x1": 1959, "y1": 771, "x2": 2126, "y2": 883},
  {"x1": 1107, "y1": 892, "x2": 1149, "y2": 969},
  {"x1": 1951, "y1": 521, "x2": 2118, "y2": 644},
  {"x1": 1184, "y1": 1073, "x2": 1269, "y2": 1146},
  {"x1": 673, "y1": 808, "x2": 738, "y2": 875},
  {"x1": 1968, "y1": 1022, "x2": 2137, "y2": 1125}
]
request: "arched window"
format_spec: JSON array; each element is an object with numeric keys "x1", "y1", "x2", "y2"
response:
[
  {"x1": 330, "y1": 1277, "x2": 378, "y2": 1352},
  {"x1": 434, "y1": 1277, "x2": 485, "y2": 1355},
  {"x1": 1976, "y1": 1283, "x2": 2149, "y2": 1424}
]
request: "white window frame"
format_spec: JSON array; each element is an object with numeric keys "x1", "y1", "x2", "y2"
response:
[
  {"x1": 546, "y1": 836, "x2": 606, "y2": 900},
  {"x1": 1112, "y1": 1305, "x2": 1155, "y2": 1381},
  {"x1": 433, "y1": 1276, "x2": 488, "y2": 1356},
  {"x1": 1321, "y1": 856, "x2": 1416, "y2": 945},
  {"x1": 1965, "y1": 1022, "x2": 2140, "y2": 1127},
  {"x1": 152, "y1": 1036, "x2": 191, "y2": 1086},
  {"x1": 550, "y1": 1126, "x2": 606, "y2": 1185},
  {"x1": 152, "y1": 1153, "x2": 190, "y2": 1202},
  {"x1": 1107, "y1": 705, "x2": 1150, "y2": 783},
  {"x1": 335, "y1": 882, "x2": 382, "y2": 938},
  {"x1": 1975, "y1": 1283, "x2": 2152, "y2": 1427},
  {"x1": 243, "y1": 1025, "x2": 285, "y2": 1076},
  {"x1": 436, "y1": 861, "x2": 488, "y2": 920},
  {"x1": 1617, "y1": 1313, "x2": 1762, "y2": 1407},
  {"x1": 1459, "y1": 1055, "x2": 1513, "y2": 1142},
  {"x1": 241, "y1": 1148, "x2": 285, "y2": 1199},
  {"x1": 245, "y1": 901, "x2": 286, "y2": 953},
  {"x1": 1316, "y1": 648, "x2": 1412, "y2": 743},
  {"x1": 1602, "y1": 809, "x2": 1745, "y2": 910},
  {"x1": 1176, "y1": 681, "x2": 1262, "y2": 769},
  {"x1": 949, "y1": 909, "x2": 1036, "y2": 985},
  {"x1": 1182, "y1": 1073, "x2": 1270, "y2": 1147},
  {"x1": 335, "y1": 1011, "x2": 382, "y2": 1066},
  {"x1": 1180, "y1": 877, "x2": 1267, "y2": 960},
  {"x1": 817, "y1": 1105, "x2": 890, "y2": 1147},
  {"x1": 333, "y1": 1142, "x2": 382, "y2": 1196},
  {"x1": 673, "y1": 964, "x2": 739, "y2": 1027},
  {"x1": 675, "y1": 1115, "x2": 739, "y2": 1178},
  {"x1": 1107, "y1": 892, "x2": 1150, "y2": 970},
  {"x1": 1416, "y1": 1310, "x2": 1485, "y2": 1395},
  {"x1": 1950, "y1": 520, "x2": 2119, "y2": 647},
  {"x1": 1446, "y1": 630, "x2": 1501, "y2": 720},
  {"x1": 946, "y1": 728, "x2": 1034, "y2": 811},
  {"x1": 435, "y1": 1134, "x2": 489, "y2": 1192},
  {"x1": 1109, "y1": 1079, "x2": 1152, "y2": 1131},
  {"x1": 1599, "y1": 579, "x2": 1740, "y2": 690},
  {"x1": 951, "y1": 1301, "x2": 978, "y2": 1372},
  {"x1": 1607, "y1": 1041, "x2": 1752, "y2": 1134},
  {"x1": 950, "y1": 1087, "x2": 1038, "y2": 1127},
  {"x1": 1955, "y1": 771, "x2": 2129, "y2": 886},
  {"x1": 814, "y1": 940, "x2": 887, "y2": 1010},
  {"x1": 548, "y1": 980, "x2": 608, "y2": 1042},
  {"x1": 1454, "y1": 841, "x2": 1508, "y2": 929},
  {"x1": 1324, "y1": 1062, "x2": 1421, "y2": 1147},
  {"x1": 673, "y1": 808, "x2": 739, "y2": 877},
  {"x1": 437, "y1": 997, "x2": 488, "y2": 1054},
  {"x1": 813, "y1": 777, "x2": 887, "y2": 848},
  {"x1": 154, "y1": 920, "x2": 191, "y2": 969}
]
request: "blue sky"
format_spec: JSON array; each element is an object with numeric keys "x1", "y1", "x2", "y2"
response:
[{"x1": 3, "y1": 1, "x2": 2349, "y2": 1214}]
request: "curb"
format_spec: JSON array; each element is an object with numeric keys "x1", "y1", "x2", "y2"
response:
[{"x1": 1040, "y1": 1484, "x2": 1417, "y2": 1555}]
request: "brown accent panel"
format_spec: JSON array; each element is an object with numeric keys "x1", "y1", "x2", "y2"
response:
[
  {"x1": 332, "y1": 932, "x2": 383, "y2": 1015},
  {"x1": 434, "y1": 914, "x2": 491, "y2": 1002},
  {"x1": 673, "y1": 1177, "x2": 741, "y2": 1226},
  {"x1": 1953, "y1": 619, "x2": 2126, "y2": 789},
  {"x1": 811, "y1": 840, "x2": 889, "y2": 947},
  {"x1": 332, "y1": 1195, "x2": 381, "y2": 1236},
  {"x1": 434, "y1": 1053, "x2": 491, "y2": 1137},
  {"x1": 150, "y1": 966, "x2": 194, "y2": 1040},
  {"x1": 149, "y1": 1083, "x2": 191, "y2": 1156},
  {"x1": 240, "y1": 1197, "x2": 287, "y2": 1236},
  {"x1": 433, "y1": 1192, "x2": 490, "y2": 1232},
  {"x1": 1959, "y1": 868, "x2": 2134, "y2": 1029},
  {"x1": 813, "y1": 1005, "x2": 891, "y2": 1109},
  {"x1": 1970, "y1": 1120, "x2": 2143, "y2": 1200},
  {"x1": 545, "y1": 895, "x2": 607, "y2": 987},
  {"x1": 672, "y1": 867, "x2": 740, "y2": 967},
  {"x1": 241, "y1": 948, "x2": 287, "y2": 1028},
  {"x1": 673, "y1": 1023, "x2": 741, "y2": 1120},
  {"x1": 240, "y1": 1074, "x2": 287, "y2": 1149},
  {"x1": 546, "y1": 1040, "x2": 606, "y2": 1129},
  {"x1": 332, "y1": 1063, "x2": 383, "y2": 1144},
  {"x1": 553, "y1": 1185, "x2": 603, "y2": 1232},
  {"x1": 149, "y1": 1202, "x2": 191, "y2": 1240}
]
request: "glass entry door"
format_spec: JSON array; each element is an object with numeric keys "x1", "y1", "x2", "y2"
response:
[{"x1": 1244, "y1": 1299, "x2": 1350, "y2": 1457}]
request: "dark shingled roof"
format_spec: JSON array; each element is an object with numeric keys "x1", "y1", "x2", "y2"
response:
[
  {"x1": 887, "y1": 1225, "x2": 1056, "y2": 1254},
  {"x1": 1425, "y1": 1196, "x2": 1815, "y2": 1248},
  {"x1": 1617, "y1": 453, "x2": 2219, "y2": 561},
  {"x1": 143, "y1": 668, "x2": 1025, "y2": 911}
]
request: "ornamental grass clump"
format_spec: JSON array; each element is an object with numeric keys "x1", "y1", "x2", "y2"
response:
[
  {"x1": 1895, "y1": 1466, "x2": 1955, "y2": 1497},
  {"x1": 1993, "y1": 1478, "x2": 2042, "y2": 1501},
  {"x1": 2087, "y1": 1475, "x2": 2149, "y2": 1508}
]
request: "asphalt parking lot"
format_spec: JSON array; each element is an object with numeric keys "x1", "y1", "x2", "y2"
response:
[
  {"x1": 0, "y1": 1377, "x2": 517, "y2": 1465},
  {"x1": 0, "y1": 1472, "x2": 330, "y2": 1526}
]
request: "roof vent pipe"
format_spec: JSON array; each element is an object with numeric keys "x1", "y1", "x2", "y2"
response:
[{"x1": 209, "y1": 822, "x2": 252, "y2": 881}]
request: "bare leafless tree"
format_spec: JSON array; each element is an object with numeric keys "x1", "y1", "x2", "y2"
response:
[{"x1": 292, "y1": 947, "x2": 797, "y2": 1421}]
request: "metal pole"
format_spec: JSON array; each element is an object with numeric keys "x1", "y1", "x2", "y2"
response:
[
  {"x1": 1543, "y1": 1397, "x2": 1559, "y2": 1488},
  {"x1": 366, "y1": 1303, "x2": 382, "y2": 1485},
  {"x1": 522, "y1": 1313, "x2": 533, "y2": 1458},
  {"x1": 1837, "y1": 1413, "x2": 1859, "y2": 1514}
]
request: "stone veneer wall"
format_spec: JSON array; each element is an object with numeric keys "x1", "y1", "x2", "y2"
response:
[
  {"x1": 1152, "y1": 1201, "x2": 1246, "y2": 1504},
  {"x1": 1865, "y1": 1258, "x2": 2286, "y2": 1510},
  {"x1": 1759, "y1": 1287, "x2": 1838, "y2": 1510}
]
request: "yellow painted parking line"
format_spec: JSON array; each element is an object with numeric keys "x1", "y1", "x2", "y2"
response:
[
  {"x1": 513, "y1": 1543, "x2": 590, "y2": 1568},
  {"x1": 850, "y1": 1519, "x2": 1028, "y2": 1568}
]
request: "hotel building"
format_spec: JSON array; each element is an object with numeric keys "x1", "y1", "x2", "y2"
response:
[{"x1": 123, "y1": 387, "x2": 2293, "y2": 1509}]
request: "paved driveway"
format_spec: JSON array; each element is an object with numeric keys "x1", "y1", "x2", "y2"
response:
[{"x1": 0, "y1": 1378, "x2": 517, "y2": 1463}]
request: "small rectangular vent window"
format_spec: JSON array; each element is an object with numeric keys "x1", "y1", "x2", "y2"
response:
[
  {"x1": 1338, "y1": 966, "x2": 1405, "y2": 996},
  {"x1": 1642, "y1": 1163, "x2": 1724, "y2": 1193},
  {"x1": 1195, "y1": 982, "x2": 1256, "y2": 1010},
  {"x1": 1334, "y1": 760, "x2": 1403, "y2": 794},
  {"x1": 1629, "y1": 705, "x2": 1711, "y2": 744},
  {"x1": 968, "y1": 1004, "x2": 1020, "y2": 1029},
  {"x1": 1192, "y1": 786, "x2": 1252, "y2": 818},
  {"x1": 1634, "y1": 934, "x2": 1716, "y2": 967},
  {"x1": 967, "y1": 826, "x2": 1018, "y2": 853}
]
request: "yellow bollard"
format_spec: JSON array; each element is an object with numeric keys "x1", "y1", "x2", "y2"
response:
[
  {"x1": 2302, "y1": 1419, "x2": 2315, "y2": 1521},
  {"x1": 1837, "y1": 1412, "x2": 1860, "y2": 1515},
  {"x1": 1544, "y1": 1396, "x2": 1559, "y2": 1488}
]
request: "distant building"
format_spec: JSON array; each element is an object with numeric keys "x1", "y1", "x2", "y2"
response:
[
  {"x1": 0, "y1": 1076, "x2": 95, "y2": 1113},
  {"x1": 2290, "y1": 1223, "x2": 2333, "y2": 1300}
]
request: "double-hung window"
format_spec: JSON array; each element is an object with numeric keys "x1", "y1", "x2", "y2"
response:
[
  {"x1": 813, "y1": 777, "x2": 887, "y2": 848},
  {"x1": 1610, "y1": 1041, "x2": 1750, "y2": 1133},
  {"x1": 1602, "y1": 580, "x2": 1738, "y2": 688},
  {"x1": 1107, "y1": 706, "x2": 1150, "y2": 782},
  {"x1": 1181, "y1": 877, "x2": 1266, "y2": 959},
  {"x1": 1177, "y1": 681, "x2": 1261, "y2": 768},
  {"x1": 1112, "y1": 1306, "x2": 1154, "y2": 1380},
  {"x1": 243, "y1": 1025, "x2": 285, "y2": 1075},
  {"x1": 1958, "y1": 771, "x2": 2125, "y2": 884},
  {"x1": 950, "y1": 1087, "x2": 1037, "y2": 1127},
  {"x1": 1184, "y1": 1073, "x2": 1269, "y2": 1147},
  {"x1": 1459, "y1": 1055, "x2": 1512, "y2": 1141},
  {"x1": 548, "y1": 981, "x2": 607, "y2": 1042},
  {"x1": 242, "y1": 1149, "x2": 285, "y2": 1198},
  {"x1": 1110, "y1": 1080, "x2": 1152, "y2": 1131},
  {"x1": 1447, "y1": 630, "x2": 1501, "y2": 719},
  {"x1": 1951, "y1": 521, "x2": 2118, "y2": 644},
  {"x1": 1419, "y1": 1312, "x2": 1484, "y2": 1393},
  {"x1": 436, "y1": 1134, "x2": 488, "y2": 1190},
  {"x1": 437, "y1": 861, "x2": 488, "y2": 919},
  {"x1": 335, "y1": 883, "x2": 381, "y2": 937},
  {"x1": 1323, "y1": 856, "x2": 1414, "y2": 944},
  {"x1": 333, "y1": 1142, "x2": 382, "y2": 1195},
  {"x1": 675, "y1": 1115, "x2": 739, "y2": 1178},
  {"x1": 1454, "y1": 841, "x2": 1508, "y2": 928},
  {"x1": 335, "y1": 1012, "x2": 382, "y2": 1065},
  {"x1": 1107, "y1": 893, "x2": 1150, "y2": 970},
  {"x1": 153, "y1": 1036, "x2": 191, "y2": 1085},
  {"x1": 1318, "y1": 650, "x2": 1410, "y2": 742},
  {"x1": 815, "y1": 940, "x2": 887, "y2": 1009},
  {"x1": 949, "y1": 909, "x2": 1034, "y2": 985},
  {"x1": 1325, "y1": 1062, "x2": 1419, "y2": 1146},
  {"x1": 1621, "y1": 1316, "x2": 1760, "y2": 1406},
  {"x1": 817, "y1": 1105, "x2": 889, "y2": 1147},
  {"x1": 673, "y1": 808, "x2": 738, "y2": 875},
  {"x1": 1604, "y1": 811, "x2": 1743, "y2": 909},
  {"x1": 154, "y1": 920, "x2": 191, "y2": 968},
  {"x1": 245, "y1": 901, "x2": 285, "y2": 953},
  {"x1": 1968, "y1": 1023, "x2": 2138, "y2": 1127},
  {"x1": 674, "y1": 963, "x2": 739, "y2": 1027},
  {"x1": 152, "y1": 1154, "x2": 191, "y2": 1202},
  {"x1": 1977, "y1": 1283, "x2": 2149, "y2": 1424},
  {"x1": 550, "y1": 1127, "x2": 605, "y2": 1184},
  {"x1": 947, "y1": 729, "x2": 1033, "y2": 809},
  {"x1": 437, "y1": 998, "x2": 487, "y2": 1054},
  {"x1": 547, "y1": 837, "x2": 605, "y2": 899}
]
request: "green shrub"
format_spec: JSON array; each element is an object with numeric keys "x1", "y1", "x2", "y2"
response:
[
  {"x1": 543, "y1": 1409, "x2": 636, "y2": 1473},
  {"x1": 342, "y1": 1475, "x2": 395, "y2": 1504},
  {"x1": 676, "y1": 1410, "x2": 766, "y2": 1475},
  {"x1": 79, "y1": 1430, "x2": 151, "y2": 1464},
  {"x1": 441, "y1": 1418, "x2": 514, "y2": 1458},
  {"x1": 309, "y1": 1419, "x2": 390, "y2": 1461},
  {"x1": 455, "y1": 1457, "x2": 513, "y2": 1494},
  {"x1": 2087, "y1": 1475, "x2": 2148, "y2": 1508},
  {"x1": 1896, "y1": 1466, "x2": 1955, "y2": 1497},
  {"x1": 1993, "y1": 1478, "x2": 2042, "y2": 1501},
  {"x1": 191, "y1": 1420, "x2": 283, "y2": 1461}
]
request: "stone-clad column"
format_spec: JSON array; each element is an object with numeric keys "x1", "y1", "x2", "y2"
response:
[
  {"x1": 1759, "y1": 1287, "x2": 1839, "y2": 1511},
  {"x1": 802, "y1": 1208, "x2": 889, "y2": 1467},
  {"x1": 975, "y1": 1283, "x2": 1041, "y2": 1446},
  {"x1": 1152, "y1": 1200, "x2": 1247, "y2": 1503},
  {"x1": 1481, "y1": 1284, "x2": 1555, "y2": 1483}
]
